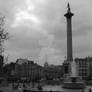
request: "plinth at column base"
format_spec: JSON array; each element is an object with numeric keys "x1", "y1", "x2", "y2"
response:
[{"x1": 62, "y1": 76, "x2": 86, "y2": 89}]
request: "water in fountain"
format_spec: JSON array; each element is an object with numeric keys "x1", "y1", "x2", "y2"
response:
[{"x1": 63, "y1": 60, "x2": 85, "y2": 89}]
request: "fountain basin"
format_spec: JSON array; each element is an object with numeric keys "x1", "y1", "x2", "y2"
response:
[
  {"x1": 63, "y1": 82, "x2": 85, "y2": 89},
  {"x1": 62, "y1": 77, "x2": 86, "y2": 89}
]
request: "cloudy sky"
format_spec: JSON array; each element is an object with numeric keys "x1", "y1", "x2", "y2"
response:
[{"x1": 0, "y1": 0, "x2": 92, "y2": 65}]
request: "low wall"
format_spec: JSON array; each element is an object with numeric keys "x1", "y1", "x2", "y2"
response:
[{"x1": 23, "y1": 90, "x2": 63, "y2": 92}]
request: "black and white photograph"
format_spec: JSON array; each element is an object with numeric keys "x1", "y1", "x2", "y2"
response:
[{"x1": 0, "y1": 0, "x2": 92, "y2": 92}]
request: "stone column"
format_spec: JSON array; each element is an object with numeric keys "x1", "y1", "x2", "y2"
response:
[{"x1": 64, "y1": 3, "x2": 74, "y2": 61}]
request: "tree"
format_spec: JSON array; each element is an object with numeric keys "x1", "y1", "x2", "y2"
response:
[{"x1": 0, "y1": 15, "x2": 9, "y2": 55}]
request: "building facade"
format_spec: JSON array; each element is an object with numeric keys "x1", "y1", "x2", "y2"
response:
[
  {"x1": 15, "y1": 58, "x2": 43, "y2": 81},
  {"x1": 75, "y1": 57, "x2": 92, "y2": 80},
  {"x1": 0, "y1": 55, "x2": 4, "y2": 77},
  {"x1": 62, "y1": 60, "x2": 71, "y2": 79},
  {"x1": 62, "y1": 57, "x2": 92, "y2": 80},
  {"x1": 43, "y1": 64, "x2": 63, "y2": 80}
]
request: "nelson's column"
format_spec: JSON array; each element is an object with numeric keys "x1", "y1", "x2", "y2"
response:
[
  {"x1": 63, "y1": 3, "x2": 85, "y2": 89},
  {"x1": 64, "y1": 3, "x2": 73, "y2": 62},
  {"x1": 63, "y1": 3, "x2": 74, "y2": 76}
]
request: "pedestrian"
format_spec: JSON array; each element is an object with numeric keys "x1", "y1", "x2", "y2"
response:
[
  {"x1": 81, "y1": 88, "x2": 84, "y2": 92},
  {"x1": 18, "y1": 86, "x2": 23, "y2": 92},
  {"x1": 0, "y1": 87, "x2": 2, "y2": 92},
  {"x1": 89, "y1": 88, "x2": 91, "y2": 92}
]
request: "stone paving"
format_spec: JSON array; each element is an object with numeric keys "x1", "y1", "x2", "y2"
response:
[
  {"x1": 0, "y1": 84, "x2": 92, "y2": 92},
  {"x1": 0, "y1": 87, "x2": 18, "y2": 92}
]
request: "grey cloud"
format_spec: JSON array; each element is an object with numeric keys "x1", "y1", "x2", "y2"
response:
[{"x1": 1, "y1": 0, "x2": 92, "y2": 65}]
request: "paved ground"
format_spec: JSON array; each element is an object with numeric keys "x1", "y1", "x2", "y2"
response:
[
  {"x1": 1, "y1": 87, "x2": 18, "y2": 92},
  {"x1": 0, "y1": 84, "x2": 92, "y2": 92}
]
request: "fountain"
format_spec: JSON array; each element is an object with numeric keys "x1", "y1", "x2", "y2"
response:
[{"x1": 63, "y1": 60, "x2": 85, "y2": 89}]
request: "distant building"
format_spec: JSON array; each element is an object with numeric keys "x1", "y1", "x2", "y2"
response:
[
  {"x1": 15, "y1": 58, "x2": 43, "y2": 81},
  {"x1": 43, "y1": 64, "x2": 63, "y2": 80},
  {"x1": 75, "y1": 58, "x2": 88, "y2": 80},
  {"x1": 0, "y1": 55, "x2": 4, "y2": 77},
  {"x1": 44, "y1": 62, "x2": 49, "y2": 68},
  {"x1": 3, "y1": 62, "x2": 16, "y2": 77},
  {"x1": 62, "y1": 60, "x2": 71, "y2": 78},
  {"x1": 75, "y1": 57, "x2": 92, "y2": 80},
  {"x1": 87, "y1": 57, "x2": 92, "y2": 76},
  {"x1": 62, "y1": 57, "x2": 92, "y2": 80}
]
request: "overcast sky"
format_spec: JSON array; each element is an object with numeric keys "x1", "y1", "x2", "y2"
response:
[{"x1": 0, "y1": 0, "x2": 92, "y2": 65}]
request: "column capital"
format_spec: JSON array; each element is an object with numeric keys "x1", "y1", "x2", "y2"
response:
[{"x1": 64, "y1": 3, "x2": 74, "y2": 18}]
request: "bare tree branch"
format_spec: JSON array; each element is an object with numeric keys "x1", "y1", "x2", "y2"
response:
[{"x1": 0, "y1": 15, "x2": 9, "y2": 55}]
